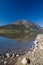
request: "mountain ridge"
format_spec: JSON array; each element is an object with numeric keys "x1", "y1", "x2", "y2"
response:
[
  {"x1": 0, "y1": 19, "x2": 41, "y2": 30},
  {"x1": 0, "y1": 19, "x2": 42, "y2": 42},
  {"x1": 0, "y1": 19, "x2": 42, "y2": 33}
]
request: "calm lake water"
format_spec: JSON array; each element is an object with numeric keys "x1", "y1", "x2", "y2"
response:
[{"x1": 0, "y1": 36, "x2": 35, "y2": 55}]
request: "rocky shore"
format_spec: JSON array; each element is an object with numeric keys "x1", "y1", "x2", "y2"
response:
[
  {"x1": 15, "y1": 34, "x2": 43, "y2": 65},
  {"x1": 0, "y1": 34, "x2": 43, "y2": 65}
]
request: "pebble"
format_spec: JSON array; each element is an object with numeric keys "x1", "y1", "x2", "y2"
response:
[
  {"x1": 6, "y1": 53, "x2": 10, "y2": 58},
  {"x1": 21, "y1": 57, "x2": 27, "y2": 65},
  {"x1": 4, "y1": 61, "x2": 7, "y2": 65},
  {"x1": 16, "y1": 54, "x2": 19, "y2": 57}
]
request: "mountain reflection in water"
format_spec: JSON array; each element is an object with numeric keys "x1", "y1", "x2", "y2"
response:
[{"x1": 0, "y1": 34, "x2": 36, "y2": 55}]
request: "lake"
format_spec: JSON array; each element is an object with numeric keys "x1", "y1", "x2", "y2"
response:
[{"x1": 0, "y1": 36, "x2": 35, "y2": 55}]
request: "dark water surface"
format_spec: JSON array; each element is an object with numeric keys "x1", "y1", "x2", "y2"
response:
[{"x1": 0, "y1": 36, "x2": 35, "y2": 55}]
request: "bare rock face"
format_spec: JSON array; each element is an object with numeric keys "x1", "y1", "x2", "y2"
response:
[{"x1": 15, "y1": 34, "x2": 43, "y2": 65}]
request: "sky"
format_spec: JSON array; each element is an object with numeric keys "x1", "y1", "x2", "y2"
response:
[{"x1": 0, "y1": 0, "x2": 43, "y2": 27}]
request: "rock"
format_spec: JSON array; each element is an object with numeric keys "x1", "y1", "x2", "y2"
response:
[
  {"x1": 12, "y1": 53, "x2": 15, "y2": 58},
  {"x1": 26, "y1": 58, "x2": 30, "y2": 64},
  {"x1": 21, "y1": 57, "x2": 27, "y2": 65},
  {"x1": 34, "y1": 40, "x2": 38, "y2": 44},
  {"x1": 6, "y1": 53, "x2": 10, "y2": 58},
  {"x1": 16, "y1": 54, "x2": 19, "y2": 57},
  {"x1": 4, "y1": 61, "x2": 7, "y2": 65}
]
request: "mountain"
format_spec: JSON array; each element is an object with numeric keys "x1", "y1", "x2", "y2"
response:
[
  {"x1": 12, "y1": 19, "x2": 41, "y2": 30},
  {"x1": 0, "y1": 19, "x2": 42, "y2": 41},
  {"x1": 0, "y1": 19, "x2": 41, "y2": 30}
]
